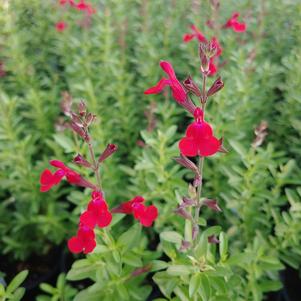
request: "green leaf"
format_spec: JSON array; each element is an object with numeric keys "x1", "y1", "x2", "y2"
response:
[
  {"x1": 117, "y1": 223, "x2": 141, "y2": 252},
  {"x1": 40, "y1": 283, "x2": 55, "y2": 294},
  {"x1": 67, "y1": 259, "x2": 100, "y2": 281},
  {"x1": 219, "y1": 232, "x2": 228, "y2": 261},
  {"x1": 259, "y1": 280, "x2": 282, "y2": 292},
  {"x1": 189, "y1": 273, "x2": 201, "y2": 298},
  {"x1": 7, "y1": 270, "x2": 28, "y2": 294},
  {"x1": 167, "y1": 265, "x2": 195, "y2": 276},
  {"x1": 160, "y1": 231, "x2": 183, "y2": 245},
  {"x1": 53, "y1": 134, "x2": 74, "y2": 153},
  {"x1": 199, "y1": 274, "x2": 211, "y2": 301},
  {"x1": 151, "y1": 260, "x2": 169, "y2": 272},
  {"x1": 123, "y1": 253, "x2": 143, "y2": 267},
  {"x1": 11, "y1": 287, "x2": 26, "y2": 301}
]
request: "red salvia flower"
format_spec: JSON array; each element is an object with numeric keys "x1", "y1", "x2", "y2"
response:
[
  {"x1": 179, "y1": 108, "x2": 221, "y2": 157},
  {"x1": 75, "y1": 0, "x2": 96, "y2": 15},
  {"x1": 112, "y1": 196, "x2": 158, "y2": 227},
  {"x1": 80, "y1": 194, "x2": 112, "y2": 229},
  {"x1": 55, "y1": 21, "x2": 67, "y2": 32},
  {"x1": 40, "y1": 169, "x2": 65, "y2": 192},
  {"x1": 40, "y1": 160, "x2": 96, "y2": 192},
  {"x1": 144, "y1": 61, "x2": 187, "y2": 103},
  {"x1": 223, "y1": 12, "x2": 247, "y2": 33},
  {"x1": 112, "y1": 196, "x2": 145, "y2": 214},
  {"x1": 68, "y1": 225, "x2": 96, "y2": 254},
  {"x1": 144, "y1": 61, "x2": 196, "y2": 114},
  {"x1": 132, "y1": 203, "x2": 158, "y2": 227},
  {"x1": 183, "y1": 25, "x2": 207, "y2": 43}
]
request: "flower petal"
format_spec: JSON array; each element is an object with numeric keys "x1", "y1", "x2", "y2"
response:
[
  {"x1": 183, "y1": 33, "x2": 195, "y2": 43},
  {"x1": 139, "y1": 205, "x2": 158, "y2": 227},
  {"x1": 96, "y1": 210, "x2": 112, "y2": 228},
  {"x1": 83, "y1": 238, "x2": 96, "y2": 254},
  {"x1": 186, "y1": 122, "x2": 213, "y2": 141},
  {"x1": 68, "y1": 236, "x2": 83, "y2": 254},
  {"x1": 179, "y1": 137, "x2": 198, "y2": 157},
  {"x1": 159, "y1": 61, "x2": 176, "y2": 79},
  {"x1": 198, "y1": 136, "x2": 221, "y2": 157},
  {"x1": 80, "y1": 211, "x2": 98, "y2": 229},
  {"x1": 144, "y1": 78, "x2": 170, "y2": 95},
  {"x1": 40, "y1": 169, "x2": 53, "y2": 185}
]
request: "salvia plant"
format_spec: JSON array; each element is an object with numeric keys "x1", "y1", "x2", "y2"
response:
[{"x1": 1, "y1": 0, "x2": 301, "y2": 300}]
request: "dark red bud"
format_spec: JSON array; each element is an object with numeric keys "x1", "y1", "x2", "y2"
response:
[
  {"x1": 203, "y1": 199, "x2": 222, "y2": 212},
  {"x1": 78, "y1": 100, "x2": 86, "y2": 116},
  {"x1": 183, "y1": 76, "x2": 202, "y2": 97},
  {"x1": 208, "y1": 235, "x2": 220, "y2": 244},
  {"x1": 179, "y1": 240, "x2": 191, "y2": 252},
  {"x1": 70, "y1": 121, "x2": 90, "y2": 142},
  {"x1": 182, "y1": 197, "x2": 196, "y2": 206},
  {"x1": 199, "y1": 43, "x2": 210, "y2": 74},
  {"x1": 71, "y1": 113, "x2": 83, "y2": 127},
  {"x1": 98, "y1": 143, "x2": 118, "y2": 163},
  {"x1": 207, "y1": 77, "x2": 224, "y2": 97},
  {"x1": 85, "y1": 113, "x2": 96, "y2": 127},
  {"x1": 73, "y1": 154, "x2": 91, "y2": 168},
  {"x1": 174, "y1": 206, "x2": 193, "y2": 220},
  {"x1": 60, "y1": 92, "x2": 72, "y2": 117}
]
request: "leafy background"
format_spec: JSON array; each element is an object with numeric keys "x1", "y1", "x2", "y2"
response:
[{"x1": 0, "y1": 0, "x2": 301, "y2": 300}]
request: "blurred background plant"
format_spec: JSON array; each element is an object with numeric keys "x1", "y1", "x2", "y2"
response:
[{"x1": 0, "y1": 0, "x2": 301, "y2": 300}]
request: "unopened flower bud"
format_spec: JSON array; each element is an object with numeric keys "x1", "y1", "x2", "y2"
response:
[
  {"x1": 199, "y1": 43, "x2": 210, "y2": 74},
  {"x1": 183, "y1": 76, "x2": 202, "y2": 97},
  {"x1": 203, "y1": 199, "x2": 222, "y2": 212},
  {"x1": 73, "y1": 154, "x2": 91, "y2": 168},
  {"x1": 174, "y1": 206, "x2": 193, "y2": 220},
  {"x1": 60, "y1": 92, "x2": 72, "y2": 117},
  {"x1": 98, "y1": 143, "x2": 118, "y2": 163},
  {"x1": 179, "y1": 240, "x2": 191, "y2": 252},
  {"x1": 71, "y1": 113, "x2": 83, "y2": 127},
  {"x1": 208, "y1": 235, "x2": 220, "y2": 244},
  {"x1": 78, "y1": 100, "x2": 86, "y2": 116},
  {"x1": 207, "y1": 77, "x2": 224, "y2": 97},
  {"x1": 182, "y1": 197, "x2": 196, "y2": 206},
  {"x1": 85, "y1": 112, "x2": 96, "y2": 127},
  {"x1": 70, "y1": 121, "x2": 85, "y2": 136}
]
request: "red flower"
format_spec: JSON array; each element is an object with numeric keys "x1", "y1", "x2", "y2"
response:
[
  {"x1": 75, "y1": 0, "x2": 96, "y2": 15},
  {"x1": 40, "y1": 160, "x2": 96, "y2": 192},
  {"x1": 183, "y1": 25, "x2": 207, "y2": 43},
  {"x1": 179, "y1": 108, "x2": 221, "y2": 157},
  {"x1": 208, "y1": 58, "x2": 218, "y2": 76},
  {"x1": 80, "y1": 194, "x2": 112, "y2": 229},
  {"x1": 112, "y1": 196, "x2": 158, "y2": 227},
  {"x1": 68, "y1": 225, "x2": 96, "y2": 254},
  {"x1": 112, "y1": 196, "x2": 145, "y2": 214},
  {"x1": 211, "y1": 37, "x2": 222, "y2": 57},
  {"x1": 132, "y1": 203, "x2": 158, "y2": 227},
  {"x1": 223, "y1": 12, "x2": 247, "y2": 33},
  {"x1": 40, "y1": 169, "x2": 65, "y2": 192},
  {"x1": 144, "y1": 61, "x2": 187, "y2": 104},
  {"x1": 55, "y1": 21, "x2": 67, "y2": 32}
]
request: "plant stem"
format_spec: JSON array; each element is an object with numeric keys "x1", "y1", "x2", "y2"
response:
[
  {"x1": 194, "y1": 156, "x2": 204, "y2": 222},
  {"x1": 193, "y1": 71, "x2": 207, "y2": 237},
  {"x1": 87, "y1": 140, "x2": 102, "y2": 191}
]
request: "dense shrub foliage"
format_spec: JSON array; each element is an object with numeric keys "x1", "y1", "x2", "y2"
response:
[{"x1": 0, "y1": 0, "x2": 301, "y2": 300}]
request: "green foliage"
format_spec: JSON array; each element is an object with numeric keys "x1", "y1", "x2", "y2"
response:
[
  {"x1": 37, "y1": 274, "x2": 77, "y2": 301},
  {"x1": 0, "y1": 0, "x2": 301, "y2": 300},
  {"x1": 0, "y1": 270, "x2": 28, "y2": 301}
]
